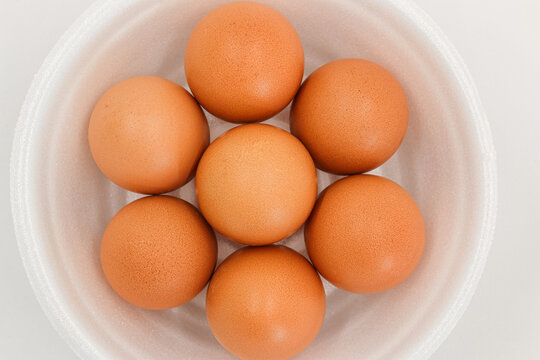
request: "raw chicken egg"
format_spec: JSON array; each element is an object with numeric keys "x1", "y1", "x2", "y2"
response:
[
  {"x1": 305, "y1": 175, "x2": 425, "y2": 294},
  {"x1": 185, "y1": 1, "x2": 304, "y2": 123},
  {"x1": 100, "y1": 196, "x2": 217, "y2": 310},
  {"x1": 290, "y1": 58, "x2": 408, "y2": 174},
  {"x1": 195, "y1": 123, "x2": 317, "y2": 245},
  {"x1": 206, "y1": 245, "x2": 326, "y2": 360},
  {"x1": 88, "y1": 76, "x2": 209, "y2": 194}
]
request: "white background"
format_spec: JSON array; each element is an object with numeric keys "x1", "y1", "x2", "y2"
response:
[{"x1": 1, "y1": 0, "x2": 539, "y2": 359}]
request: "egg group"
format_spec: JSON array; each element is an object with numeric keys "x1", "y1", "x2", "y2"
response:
[{"x1": 88, "y1": 2, "x2": 427, "y2": 359}]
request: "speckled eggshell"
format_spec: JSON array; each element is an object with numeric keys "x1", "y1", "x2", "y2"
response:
[
  {"x1": 184, "y1": 1, "x2": 304, "y2": 123},
  {"x1": 305, "y1": 175, "x2": 425, "y2": 294},
  {"x1": 290, "y1": 58, "x2": 408, "y2": 174},
  {"x1": 206, "y1": 245, "x2": 326, "y2": 360},
  {"x1": 100, "y1": 196, "x2": 217, "y2": 310},
  {"x1": 88, "y1": 76, "x2": 210, "y2": 194},
  {"x1": 195, "y1": 123, "x2": 317, "y2": 246}
]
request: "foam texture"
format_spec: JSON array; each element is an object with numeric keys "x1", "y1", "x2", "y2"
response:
[{"x1": 10, "y1": 0, "x2": 497, "y2": 359}]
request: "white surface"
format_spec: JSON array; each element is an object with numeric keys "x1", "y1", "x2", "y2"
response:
[{"x1": 0, "y1": 1, "x2": 537, "y2": 360}]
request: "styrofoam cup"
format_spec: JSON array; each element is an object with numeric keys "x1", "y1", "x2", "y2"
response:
[{"x1": 11, "y1": 0, "x2": 497, "y2": 358}]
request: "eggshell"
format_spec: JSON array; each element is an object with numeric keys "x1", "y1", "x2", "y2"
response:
[
  {"x1": 305, "y1": 175, "x2": 425, "y2": 294},
  {"x1": 88, "y1": 76, "x2": 210, "y2": 194},
  {"x1": 100, "y1": 196, "x2": 217, "y2": 310},
  {"x1": 195, "y1": 123, "x2": 317, "y2": 245},
  {"x1": 206, "y1": 245, "x2": 326, "y2": 360},
  {"x1": 185, "y1": 1, "x2": 304, "y2": 123},
  {"x1": 290, "y1": 58, "x2": 408, "y2": 174}
]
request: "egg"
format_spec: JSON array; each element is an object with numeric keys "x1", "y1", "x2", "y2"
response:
[
  {"x1": 206, "y1": 245, "x2": 326, "y2": 360},
  {"x1": 305, "y1": 175, "x2": 425, "y2": 294},
  {"x1": 195, "y1": 123, "x2": 317, "y2": 245},
  {"x1": 100, "y1": 196, "x2": 217, "y2": 310},
  {"x1": 88, "y1": 76, "x2": 209, "y2": 194},
  {"x1": 290, "y1": 58, "x2": 408, "y2": 174},
  {"x1": 185, "y1": 1, "x2": 304, "y2": 123}
]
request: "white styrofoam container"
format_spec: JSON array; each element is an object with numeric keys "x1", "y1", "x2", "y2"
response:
[{"x1": 10, "y1": 0, "x2": 497, "y2": 358}]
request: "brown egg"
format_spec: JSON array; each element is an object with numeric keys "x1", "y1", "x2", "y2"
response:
[
  {"x1": 206, "y1": 245, "x2": 326, "y2": 360},
  {"x1": 88, "y1": 76, "x2": 209, "y2": 194},
  {"x1": 290, "y1": 58, "x2": 408, "y2": 174},
  {"x1": 195, "y1": 124, "x2": 317, "y2": 245},
  {"x1": 185, "y1": 1, "x2": 304, "y2": 123},
  {"x1": 305, "y1": 175, "x2": 425, "y2": 294},
  {"x1": 100, "y1": 196, "x2": 217, "y2": 310}
]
